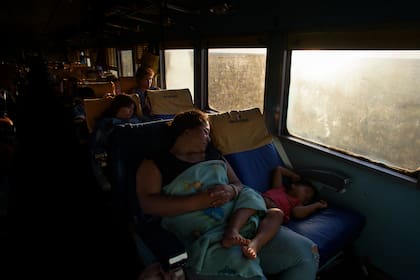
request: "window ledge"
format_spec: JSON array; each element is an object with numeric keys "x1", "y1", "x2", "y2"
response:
[{"x1": 280, "y1": 135, "x2": 419, "y2": 186}]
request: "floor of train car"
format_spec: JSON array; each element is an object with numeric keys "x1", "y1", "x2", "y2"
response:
[{"x1": 316, "y1": 254, "x2": 394, "y2": 280}]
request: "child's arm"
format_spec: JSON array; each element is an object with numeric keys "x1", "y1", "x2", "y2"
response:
[
  {"x1": 291, "y1": 200, "x2": 328, "y2": 219},
  {"x1": 271, "y1": 166, "x2": 301, "y2": 188}
]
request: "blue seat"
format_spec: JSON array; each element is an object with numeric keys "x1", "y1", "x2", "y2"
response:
[
  {"x1": 106, "y1": 120, "x2": 186, "y2": 271},
  {"x1": 209, "y1": 108, "x2": 365, "y2": 270},
  {"x1": 225, "y1": 143, "x2": 365, "y2": 268},
  {"x1": 107, "y1": 108, "x2": 365, "y2": 274}
]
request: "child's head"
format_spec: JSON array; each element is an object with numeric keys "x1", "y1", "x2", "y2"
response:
[
  {"x1": 107, "y1": 94, "x2": 137, "y2": 119},
  {"x1": 288, "y1": 179, "x2": 317, "y2": 205}
]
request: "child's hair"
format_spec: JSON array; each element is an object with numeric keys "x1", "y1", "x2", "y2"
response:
[
  {"x1": 294, "y1": 178, "x2": 319, "y2": 204},
  {"x1": 103, "y1": 94, "x2": 138, "y2": 118},
  {"x1": 135, "y1": 66, "x2": 154, "y2": 81}
]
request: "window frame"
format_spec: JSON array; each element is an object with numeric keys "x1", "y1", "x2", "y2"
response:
[
  {"x1": 278, "y1": 30, "x2": 420, "y2": 184},
  {"x1": 279, "y1": 29, "x2": 420, "y2": 183},
  {"x1": 117, "y1": 48, "x2": 135, "y2": 77},
  {"x1": 200, "y1": 35, "x2": 269, "y2": 112}
]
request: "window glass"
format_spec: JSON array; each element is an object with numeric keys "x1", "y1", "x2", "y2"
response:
[
  {"x1": 287, "y1": 50, "x2": 420, "y2": 172},
  {"x1": 164, "y1": 49, "x2": 194, "y2": 99},
  {"x1": 106, "y1": 48, "x2": 117, "y2": 69},
  {"x1": 208, "y1": 48, "x2": 267, "y2": 112},
  {"x1": 120, "y1": 50, "x2": 134, "y2": 77}
]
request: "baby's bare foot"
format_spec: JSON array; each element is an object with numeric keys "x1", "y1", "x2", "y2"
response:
[
  {"x1": 221, "y1": 232, "x2": 250, "y2": 248},
  {"x1": 242, "y1": 245, "x2": 258, "y2": 259}
]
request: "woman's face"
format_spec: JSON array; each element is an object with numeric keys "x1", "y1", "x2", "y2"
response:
[
  {"x1": 137, "y1": 75, "x2": 153, "y2": 91},
  {"x1": 115, "y1": 104, "x2": 134, "y2": 119},
  {"x1": 186, "y1": 122, "x2": 211, "y2": 152}
]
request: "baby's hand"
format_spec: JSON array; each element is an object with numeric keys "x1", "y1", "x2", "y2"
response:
[
  {"x1": 317, "y1": 200, "x2": 328, "y2": 209},
  {"x1": 291, "y1": 174, "x2": 301, "y2": 182}
]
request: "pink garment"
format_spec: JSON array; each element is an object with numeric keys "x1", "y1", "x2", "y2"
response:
[{"x1": 262, "y1": 185, "x2": 300, "y2": 223}]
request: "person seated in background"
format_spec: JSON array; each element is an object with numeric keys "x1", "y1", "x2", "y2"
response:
[
  {"x1": 130, "y1": 66, "x2": 159, "y2": 116},
  {"x1": 90, "y1": 94, "x2": 144, "y2": 190},
  {"x1": 91, "y1": 94, "x2": 143, "y2": 157},
  {"x1": 71, "y1": 87, "x2": 96, "y2": 121},
  {"x1": 110, "y1": 76, "x2": 122, "y2": 96},
  {"x1": 71, "y1": 87, "x2": 96, "y2": 144},
  {"x1": 96, "y1": 65, "x2": 105, "y2": 80}
]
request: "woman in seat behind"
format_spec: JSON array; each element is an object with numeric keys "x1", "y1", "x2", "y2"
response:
[
  {"x1": 90, "y1": 94, "x2": 144, "y2": 190},
  {"x1": 130, "y1": 66, "x2": 159, "y2": 117}
]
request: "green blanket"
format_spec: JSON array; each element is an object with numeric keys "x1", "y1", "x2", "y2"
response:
[{"x1": 161, "y1": 160, "x2": 267, "y2": 279}]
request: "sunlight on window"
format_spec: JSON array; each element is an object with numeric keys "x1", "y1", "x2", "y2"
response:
[
  {"x1": 208, "y1": 48, "x2": 267, "y2": 113},
  {"x1": 287, "y1": 50, "x2": 420, "y2": 172},
  {"x1": 164, "y1": 49, "x2": 194, "y2": 99},
  {"x1": 120, "y1": 50, "x2": 134, "y2": 77}
]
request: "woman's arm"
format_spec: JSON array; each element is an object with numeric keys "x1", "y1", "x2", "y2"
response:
[
  {"x1": 201, "y1": 158, "x2": 243, "y2": 201},
  {"x1": 136, "y1": 159, "x2": 229, "y2": 217},
  {"x1": 226, "y1": 159, "x2": 243, "y2": 192}
]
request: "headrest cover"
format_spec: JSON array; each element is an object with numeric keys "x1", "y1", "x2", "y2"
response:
[
  {"x1": 209, "y1": 108, "x2": 272, "y2": 155},
  {"x1": 83, "y1": 94, "x2": 142, "y2": 133},
  {"x1": 119, "y1": 77, "x2": 137, "y2": 93},
  {"x1": 147, "y1": 89, "x2": 194, "y2": 115},
  {"x1": 80, "y1": 82, "x2": 114, "y2": 98}
]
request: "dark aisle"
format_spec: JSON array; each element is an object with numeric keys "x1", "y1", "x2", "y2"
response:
[{"x1": 4, "y1": 58, "x2": 141, "y2": 279}]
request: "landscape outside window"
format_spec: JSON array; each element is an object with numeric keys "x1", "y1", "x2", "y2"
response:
[
  {"x1": 208, "y1": 48, "x2": 267, "y2": 113},
  {"x1": 287, "y1": 50, "x2": 420, "y2": 172}
]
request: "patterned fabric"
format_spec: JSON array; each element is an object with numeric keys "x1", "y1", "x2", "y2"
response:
[{"x1": 161, "y1": 160, "x2": 267, "y2": 279}]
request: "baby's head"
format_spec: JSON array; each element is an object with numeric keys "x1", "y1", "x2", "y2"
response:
[{"x1": 289, "y1": 179, "x2": 317, "y2": 205}]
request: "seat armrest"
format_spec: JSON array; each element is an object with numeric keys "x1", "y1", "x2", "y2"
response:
[{"x1": 296, "y1": 168, "x2": 350, "y2": 193}]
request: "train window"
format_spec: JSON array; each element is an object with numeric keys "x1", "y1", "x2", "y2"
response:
[
  {"x1": 287, "y1": 50, "x2": 420, "y2": 173},
  {"x1": 164, "y1": 49, "x2": 194, "y2": 98},
  {"x1": 106, "y1": 48, "x2": 117, "y2": 69},
  {"x1": 120, "y1": 49, "x2": 134, "y2": 77},
  {"x1": 208, "y1": 48, "x2": 267, "y2": 112}
]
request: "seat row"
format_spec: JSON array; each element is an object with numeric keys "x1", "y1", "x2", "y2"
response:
[{"x1": 105, "y1": 108, "x2": 365, "y2": 276}]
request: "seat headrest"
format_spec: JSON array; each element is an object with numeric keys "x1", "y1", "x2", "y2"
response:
[
  {"x1": 209, "y1": 108, "x2": 272, "y2": 155},
  {"x1": 146, "y1": 88, "x2": 194, "y2": 116},
  {"x1": 119, "y1": 77, "x2": 137, "y2": 94},
  {"x1": 83, "y1": 94, "x2": 143, "y2": 133},
  {"x1": 79, "y1": 82, "x2": 114, "y2": 98}
]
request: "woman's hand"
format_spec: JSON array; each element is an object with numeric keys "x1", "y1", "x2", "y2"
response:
[{"x1": 206, "y1": 184, "x2": 234, "y2": 207}]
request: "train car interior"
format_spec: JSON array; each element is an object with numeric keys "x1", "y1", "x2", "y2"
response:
[{"x1": 1, "y1": 1, "x2": 419, "y2": 280}]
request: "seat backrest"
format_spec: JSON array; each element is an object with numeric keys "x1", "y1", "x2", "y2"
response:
[
  {"x1": 83, "y1": 94, "x2": 142, "y2": 133},
  {"x1": 119, "y1": 77, "x2": 137, "y2": 93},
  {"x1": 209, "y1": 108, "x2": 283, "y2": 192},
  {"x1": 146, "y1": 88, "x2": 194, "y2": 119},
  {"x1": 79, "y1": 82, "x2": 114, "y2": 97},
  {"x1": 107, "y1": 120, "x2": 172, "y2": 221},
  {"x1": 210, "y1": 108, "x2": 366, "y2": 268},
  {"x1": 106, "y1": 120, "x2": 186, "y2": 269}
]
